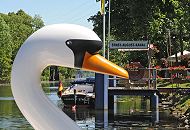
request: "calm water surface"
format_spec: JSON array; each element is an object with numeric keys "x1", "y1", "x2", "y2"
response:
[{"x1": 0, "y1": 84, "x2": 180, "y2": 130}]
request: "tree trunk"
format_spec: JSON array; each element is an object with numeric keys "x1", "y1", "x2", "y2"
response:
[{"x1": 49, "y1": 66, "x2": 59, "y2": 81}]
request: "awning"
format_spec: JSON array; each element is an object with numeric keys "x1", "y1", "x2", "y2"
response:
[{"x1": 167, "y1": 50, "x2": 190, "y2": 62}]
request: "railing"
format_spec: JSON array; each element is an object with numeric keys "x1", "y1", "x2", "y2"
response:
[
  {"x1": 156, "y1": 68, "x2": 190, "y2": 88},
  {"x1": 111, "y1": 68, "x2": 190, "y2": 90}
]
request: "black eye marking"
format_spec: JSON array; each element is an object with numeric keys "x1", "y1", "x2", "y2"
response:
[{"x1": 66, "y1": 39, "x2": 102, "y2": 68}]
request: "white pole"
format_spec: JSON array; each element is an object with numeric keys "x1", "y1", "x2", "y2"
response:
[
  {"x1": 107, "y1": 0, "x2": 111, "y2": 60},
  {"x1": 103, "y1": 0, "x2": 106, "y2": 58},
  {"x1": 148, "y1": 41, "x2": 151, "y2": 89}
]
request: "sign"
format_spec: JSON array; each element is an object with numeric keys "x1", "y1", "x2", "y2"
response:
[
  {"x1": 125, "y1": 62, "x2": 145, "y2": 81},
  {"x1": 109, "y1": 41, "x2": 148, "y2": 49}
]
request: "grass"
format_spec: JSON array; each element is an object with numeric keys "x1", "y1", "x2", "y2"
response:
[{"x1": 157, "y1": 80, "x2": 190, "y2": 88}]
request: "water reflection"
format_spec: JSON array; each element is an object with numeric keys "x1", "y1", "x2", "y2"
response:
[
  {"x1": 0, "y1": 100, "x2": 33, "y2": 129},
  {"x1": 0, "y1": 85, "x2": 180, "y2": 129},
  {"x1": 63, "y1": 108, "x2": 95, "y2": 129},
  {"x1": 61, "y1": 105, "x2": 159, "y2": 129}
]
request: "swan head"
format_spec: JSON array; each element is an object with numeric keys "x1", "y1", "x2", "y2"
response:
[
  {"x1": 29, "y1": 24, "x2": 128, "y2": 78},
  {"x1": 11, "y1": 24, "x2": 129, "y2": 130}
]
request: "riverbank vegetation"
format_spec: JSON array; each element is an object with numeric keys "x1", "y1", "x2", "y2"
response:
[{"x1": 161, "y1": 90, "x2": 190, "y2": 128}]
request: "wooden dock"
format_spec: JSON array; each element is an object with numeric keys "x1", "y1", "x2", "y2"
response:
[{"x1": 108, "y1": 87, "x2": 159, "y2": 96}]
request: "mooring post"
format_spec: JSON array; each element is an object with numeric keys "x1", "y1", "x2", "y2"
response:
[
  {"x1": 95, "y1": 73, "x2": 108, "y2": 128},
  {"x1": 151, "y1": 108, "x2": 159, "y2": 124},
  {"x1": 108, "y1": 76, "x2": 116, "y2": 110},
  {"x1": 108, "y1": 76, "x2": 116, "y2": 124},
  {"x1": 150, "y1": 93, "x2": 159, "y2": 111},
  {"x1": 150, "y1": 93, "x2": 159, "y2": 123},
  {"x1": 95, "y1": 110, "x2": 108, "y2": 129},
  {"x1": 95, "y1": 73, "x2": 108, "y2": 110}
]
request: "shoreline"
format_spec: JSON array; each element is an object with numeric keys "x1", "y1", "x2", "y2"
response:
[{"x1": 160, "y1": 90, "x2": 190, "y2": 128}]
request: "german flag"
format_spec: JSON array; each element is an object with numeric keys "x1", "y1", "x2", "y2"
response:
[
  {"x1": 100, "y1": 0, "x2": 105, "y2": 15},
  {"x1": 57, "y1": 81, "x2": 63, "y2": 98}
]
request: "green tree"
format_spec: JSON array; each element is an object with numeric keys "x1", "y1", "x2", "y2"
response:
[
  {"x1": 1, "y1": 10, "x2": 45, "y2": 62},
  {"x1": 32, "y1": 14, "x2": 45, "y2": 31},
  {"x1": 7, "y1": 10, "x2": 34, "y2": 61},
  {"x1": 0, "y1": 16, "x2": 12, "y2": 82},
  {"x1": 59, "y1": 67, "x2": 76, "y2": 79},
  {"x1": 0, "y1": 10, "x2": 45, "y2": 82},
  {"x1": 89, "y1": 0, "x2": 158, "y2": 66},
  {"x1": 148, "y1": 0, "x2": 190, "y2": 63},
  {"x1": 89, "y1": 0, "x2": 190, "y2": 66}
]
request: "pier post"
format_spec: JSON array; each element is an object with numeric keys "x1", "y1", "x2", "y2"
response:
[
  {"x1": 95, "y1": 73, "x2": 108, "y2": 110},
  {"x1": 95, "y1": 110, "x2": 108, "y2": 129},
  {"x1": 108, "y1": 76, "x2": 116, "y2": 110},
  {"x1": 150, "y1": 93, "x2": 159, "y2": 111},
  {"x1": 150, "y1": 93, "x2": 159, "y2": 123}
]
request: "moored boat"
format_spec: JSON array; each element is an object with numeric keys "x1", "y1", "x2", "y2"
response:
[{"x1": 58, "y1": 77, "x2": 95, "y2": 108}]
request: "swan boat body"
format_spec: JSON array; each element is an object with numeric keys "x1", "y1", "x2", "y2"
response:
[{"x1": 11, "y1": 24, "x2": 129, "y2": 130}]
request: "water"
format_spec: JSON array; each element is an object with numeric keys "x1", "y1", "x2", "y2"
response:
[{"x1": 0, "y1": 84, "x2": 180, "y2": 129}]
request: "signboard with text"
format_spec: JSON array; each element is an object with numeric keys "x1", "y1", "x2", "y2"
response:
[{"x1": 109, "y1": 41, "x2": 148, "y2": 50}]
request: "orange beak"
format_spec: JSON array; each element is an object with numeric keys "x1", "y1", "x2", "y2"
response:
[{"x1": 82, "y1": 52, "x2": 129, "y2": 79}]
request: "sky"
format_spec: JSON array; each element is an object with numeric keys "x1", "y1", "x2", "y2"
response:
[{"x1": 0, "y1": 0, "x2": 100, "y2": 29}]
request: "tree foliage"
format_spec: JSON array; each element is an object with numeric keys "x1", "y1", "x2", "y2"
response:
[
  {"x1": 0, "y1": 10, "x2": 44, "y2": 82},
  {"x1": 32, "y1": 15, "x2": 45, "y2": 31},
  {"x1": 0, "y1": 10, "x2": 77, "y2": 82},
  {"x1": 149, "y1": 0, "x2": 190, "y2": 59},
  {"x1": 0, "y1": 16, "x2": 12, "y2": 82},
  {"x1": 89, "y1": 0, "x2": 190, "y2": 67},
  {"x1": 1, "y1": 10, "x2": 39, "y2": 61}
]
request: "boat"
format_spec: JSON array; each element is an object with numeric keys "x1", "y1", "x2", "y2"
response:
[{"x1": 58, "y1": 77, "x2": 95, "y2": 108}]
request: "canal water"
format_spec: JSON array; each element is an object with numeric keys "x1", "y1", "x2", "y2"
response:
[{"x1": 0, "y1": 84, "x2": 180, "y2": 129}]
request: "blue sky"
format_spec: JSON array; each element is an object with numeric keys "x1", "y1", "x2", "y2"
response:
[{"x1": 0, "y1": 0, "x2": 100, "y2": 29}]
